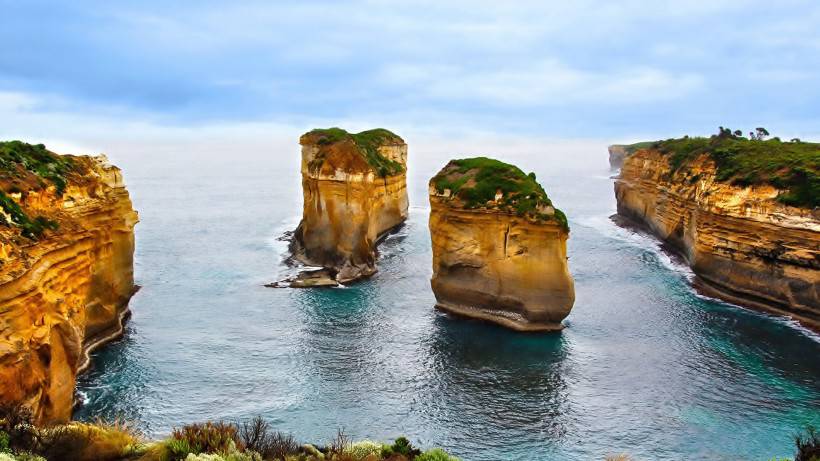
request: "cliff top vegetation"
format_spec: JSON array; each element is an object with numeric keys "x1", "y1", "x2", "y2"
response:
[
  {"x1": 302, "y1": 127, "x2": 405, "y2": 177},
  {"x1": 645, "y1": 128, "x2": 819, "y2": 208},
  {"x1": 0, "y1": 141, "x2": 74, "y2": 239},
  {"x1": 614, "y1": 141, "x2": 655, "y2": 154},
  {"x1": 431, "y1": 157, "x2": 568, "y2": 231}
]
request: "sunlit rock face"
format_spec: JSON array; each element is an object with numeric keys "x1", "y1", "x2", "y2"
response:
[
  {"x1": 0, "y1": 145, "x2": 138, "y2": 424},
  {"x1": 615, "y1": 148, "x2": 820, "y2": 329},
  {"x1": 428, "y1": 158, "x2": 575, "y2": 332},
  {"x1": 291, "y1": 128, "x2": 409, "y2": 284}
]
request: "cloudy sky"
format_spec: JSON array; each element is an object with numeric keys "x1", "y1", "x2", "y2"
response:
[{"x1": 1, "y1": 0, "x2": 818, "y2": 152}]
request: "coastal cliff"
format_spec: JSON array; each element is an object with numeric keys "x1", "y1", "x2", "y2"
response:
[
  {"x1": 429, "y1": 157, "x2": 574, "y2": 331},
  {"x1": 290, "y1": 128, "x2": 408, "y2": 285},
  {"x1": 608, "y1": 142, "x2": 654, "y2": 169},
  {"x1": 614, "y1": 132, "x2": 819, "y2": 329},
  {"x1": 0, "y1": 141, "x2": 138, "y2": 424}
]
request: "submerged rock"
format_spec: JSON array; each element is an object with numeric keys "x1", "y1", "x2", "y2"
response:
[
  {"x1": 0, "y1": 141, "x2": 138, "y2": 424},
  {"x1": 286, "y1": 128, "x2": 409, "y2": 285},
  {"x1": 428, "y1": 157, "x2": 575, "y2": 331}
]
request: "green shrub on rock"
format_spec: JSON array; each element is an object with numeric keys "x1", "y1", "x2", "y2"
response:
[
  {"x1": 345, "y1": 440, "x2": 382, "y2": 460},
  {"x1": 415, "y1": 448, "x2": 460, "y2": 461}
]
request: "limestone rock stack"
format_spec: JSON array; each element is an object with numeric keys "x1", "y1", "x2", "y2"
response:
[
  {"x1": 428, "y1": 157, "x2": 575, "y2": 331},
  {"x1": 291, "y1": 128, "x2": 408, "y2": 284}
]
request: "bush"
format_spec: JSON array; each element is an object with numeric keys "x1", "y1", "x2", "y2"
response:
[
  {"x1": 0, "y1": 404, "x2": 37, "y2": 454},
  {"x1": 795, "y1": 425, "x2": 820, "y2": 461},
  {"x1": 345, "y1": 440, "x2": 382, "y2": 460},
  {"x1": 237, "y1": 416, "x2": 298, "y2": 460},
  {"x1": 37, "y1": 424, "x2": 93, "y2": 461},
  {"x1": 380, "y1": 437, "x2": 420, "y2": 459},
  {"x1": 170, "y1": 421, "x2": 241, "y2": 458},
  {"x1": 415, "y1": 448, "x2": 460, "y2": 461}
]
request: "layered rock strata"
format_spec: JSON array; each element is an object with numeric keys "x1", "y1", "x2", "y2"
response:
[
  {"x1": 290, "y1": 128, "x2": 408, "y2": 284},
  {"x1": 0, "y1": 142, "x2": 138, "y2": 424},
  {"x1": 615, "y1": 147, "x2": 819, "y2": 329},
  {"x1": 429, "y1": 157, "x2": 575, "y2": 331}
]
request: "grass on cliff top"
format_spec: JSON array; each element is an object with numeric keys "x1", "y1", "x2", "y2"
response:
[
  {"x1": 432, "y1": 157, "x2": 569, "y2": 231},
  {"x1": 306, "y1": 127, "x2": 405, "y2": 177},
  {"x1": 0, "y1": 141, "x2": 75, "y2": 194},
  {"x1": 620, "y1": 141, "x2": 655, "y2": 153},
  {"x1": 0, "y1": 141, "x2": 67, "y2": 240},
  {"x1": 648, "y1": 132, "x2": 819, "y2": 208}
]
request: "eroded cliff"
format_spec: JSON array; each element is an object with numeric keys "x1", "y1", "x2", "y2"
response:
[
  {"x1": 615, "y1": 135, "x2": 819, "y2": 329},
  {"x1": 429, "y1": 157, "x2": 574, "y2": 332},
  {"x1": 290, "y1": 128, "x2": 408, "y2": 285},
  {"x1": 0, "y1": 141, "x2": 138, "y2": 424}
]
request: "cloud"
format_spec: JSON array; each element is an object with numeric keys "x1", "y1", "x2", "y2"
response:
[
  {"x1": 0, "y1": 0, "x2": 818, "y2": 139},
  {"x1": 378, "y1": 61, "x2": 703, "y2": 106}
]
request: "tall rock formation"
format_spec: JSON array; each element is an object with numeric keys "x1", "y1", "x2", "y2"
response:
[
  {"x1": 614, "y1": 135, "x2": 819, "y2": 329},
  {"x1": 0, "y1": 141, "x2": 138, "y2": 424},
  {"x1": 428, "y1": 157, "x2": 575, "y2": 332},
  {"x1": 290, "y1": 128, "x2": 408, "y2": 285}
]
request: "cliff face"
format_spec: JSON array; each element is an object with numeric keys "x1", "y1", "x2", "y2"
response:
[
  {"x1": 428, "y1": 158, "x2": 574, "y2": 331},
  {"x1": 608, "y1": 145, "x2": 628, "y2": 169},
  {"x1": 292, "y1": 129, "x2": 408, "y2": 284},
  {"x1": 615, "y1": 148, "x2": 819, "y2": 328},
  {"x1": 0, "y1": 143, "x2": 138, "y2": 424}
]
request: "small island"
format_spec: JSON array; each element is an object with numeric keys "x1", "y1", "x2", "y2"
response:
[
  {"x1": 286, "y1": 128, "x2": 409, "y2": 286},
  {"x1": 0, "y1": 141, "x2": 138, "y2": 424},
  {"x1": 614, "y1": 128, "x2": 819, "y2": 329},
  {"x1": 428, "y1": 157, "x2": 574, "y2": 332}
]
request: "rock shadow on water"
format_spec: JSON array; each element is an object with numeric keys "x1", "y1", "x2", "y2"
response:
[{"x1": 417, "y1": 315, "x2": 575, "y2": 450}]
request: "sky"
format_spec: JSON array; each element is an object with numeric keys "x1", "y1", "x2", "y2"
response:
[{"x1": 1, "y1": 0, "x2": 819, "y2": 155}]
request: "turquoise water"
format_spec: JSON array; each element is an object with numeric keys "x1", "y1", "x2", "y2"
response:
[{"x1": 75, "y1": 145, "x2": 819, "y2": 460}]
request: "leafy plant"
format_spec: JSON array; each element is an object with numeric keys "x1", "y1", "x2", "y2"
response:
[
  {"x1": 345, "y1": 440, "x2": 382, "y2": 460},
  {"x1": 415, "y1": 448, "x2": 460, "y2": 461},
  {"x1": 380, "y1": 436, "x2": 421, "y2": 459},
  {"x1": 170, "y1": 421, "x2": 241, "y2": 458}
]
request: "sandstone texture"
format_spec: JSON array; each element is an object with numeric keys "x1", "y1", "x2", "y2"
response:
[
  {"x1": 0, "y1": 141, "x2": 138, "y2": 424},
  {"x1": 291, "y1": 128, "x2": 408, "y2": 284},
  {"x1": 429, "y1": 157, "x2": 574, "y2": 331},
  {"x1": 615, "y1": 146, "x2": 819, "y2": 329}
]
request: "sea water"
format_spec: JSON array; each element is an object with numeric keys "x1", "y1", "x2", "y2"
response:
[{"x1": 75, "y1": 142, "x2": 820, "y2": 461}]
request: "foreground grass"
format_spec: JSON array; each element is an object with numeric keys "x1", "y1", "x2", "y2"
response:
[
  {"x1": 1, "y1": 410, "x2": 817, "y2": 461},
  {"x1": 0, "y1": 405, "x2": 459, "y2": 461},
  {"x1": 639, "y1": 129, "x2": 819, "y2": 208},
  {"x1": 431, "y1": 157, "x2": 569, "y2": 231}
]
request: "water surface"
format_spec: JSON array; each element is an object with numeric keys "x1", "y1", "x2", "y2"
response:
[{"x1": 76, "y1": 143, "x2": 820, "y2": 461}]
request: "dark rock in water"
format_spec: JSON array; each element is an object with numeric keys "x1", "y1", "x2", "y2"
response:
[{"x1": 266, "y1": 268, "x2": 339, "y2": 288}]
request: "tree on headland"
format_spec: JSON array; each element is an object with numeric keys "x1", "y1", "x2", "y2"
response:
[{"x1": 750, "y1": 127, "x2": 770, "y2": 140}]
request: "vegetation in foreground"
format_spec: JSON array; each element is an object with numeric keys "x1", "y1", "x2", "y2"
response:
[
  {"x1": 0, "y1": 405, "x2": 458, "y2": 461},
  {"x1": 431, "y1": 157, "x2": 569, "y2": 231},
  {"x1": 0, "y1": 141, "x2": 75, "y2": 240},
  {"x1": 1, "y1": 405, "x2": 817, "y2": 460},
  {"x1": 640, "y1": 127, "x2": 819, "y2": 208},
  {"x1": 305, "y1": 128, "x2": 405, "y2": 177}
]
